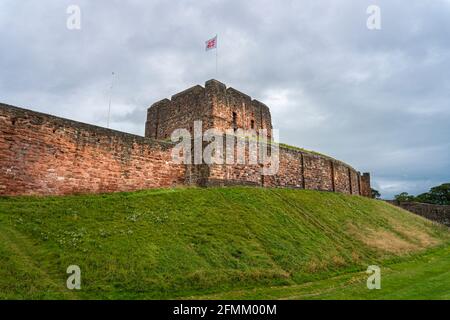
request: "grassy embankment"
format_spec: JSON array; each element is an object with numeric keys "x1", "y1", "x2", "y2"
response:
[{"x1": 0, "y1": 187, "x2": 448, "y2": 299}]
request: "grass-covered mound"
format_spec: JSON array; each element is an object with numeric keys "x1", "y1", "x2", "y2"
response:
[{"x1": 0, "y1": 187, "x2": 448, "y2": 299}]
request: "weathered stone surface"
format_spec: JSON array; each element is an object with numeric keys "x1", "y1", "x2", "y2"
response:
[
  {"x1": 0, "y1": 104, "x2": 185, "y2": 196},
  {"x1": 386, "y1": 201, "x2": 450, "y2": 227},
  {"x1": 360, "y1": 173, "x2": 371, "y2": 198},
  {"x1": 145, "y1": 80, "x2": 273, "y2": 140},
  {"x1": 1, "y1": 80, "x2": 371, "y2": 197}
]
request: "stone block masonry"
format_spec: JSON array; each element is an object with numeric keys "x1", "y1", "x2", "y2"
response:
[
  {"x1": 386, "y1": 201, "x2": 450, "y2": 227},
  {"x1": 196, "y1": 140, "x2": 367, "y2": 196},
  {"x1": 268, "y1": 147, "x2": 364, "y2": 196},
  {"x1": 0, "y1": 79, "x2": 371, "y2": 197},
  {"x1": 0, "y1": 104, "x2": 185, "y2": 196},
  {"x1": 146, "y1": 79, "x2": 272, "y2": 140}
]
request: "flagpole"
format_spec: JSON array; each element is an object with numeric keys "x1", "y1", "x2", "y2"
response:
[
  {"x1": 107, "y1": 72, "x2": 115, "y2": 128},
  {"x1": 215, "y1": 34, "x2": 218, "y2": 77}
]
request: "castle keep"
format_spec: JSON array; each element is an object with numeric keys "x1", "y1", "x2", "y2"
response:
[
  {"x1": 0, "y1": 79, "x2": 371, "y2": 197},
  {"x1": 145, "y1": 80, "x2": 272, "y2": 140}
]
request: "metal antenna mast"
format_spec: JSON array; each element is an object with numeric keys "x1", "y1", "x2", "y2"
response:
[{"x1": 107, "y1": 72, "x2": 115, "y2": 128}]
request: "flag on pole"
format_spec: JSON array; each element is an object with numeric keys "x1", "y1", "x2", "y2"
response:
[{"x1": 205, "y1": 35, "x2": 217, "y2": 51}]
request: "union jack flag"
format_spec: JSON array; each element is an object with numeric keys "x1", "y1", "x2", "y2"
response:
[{"x1": 205, "y1": 36, "x2": 217, "y2": 51}]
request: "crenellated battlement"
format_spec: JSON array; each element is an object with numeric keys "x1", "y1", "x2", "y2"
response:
[{"x1": 145, "y1": 79, "x2": 273, "y2": 140}]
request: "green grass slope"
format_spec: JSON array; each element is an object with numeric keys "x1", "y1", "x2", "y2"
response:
[
  {"x1": 191, "y1": 245, "x2": 450, "y2": 300},
  {"x1": 0, "y1": 187, "x2": 448, "y2": 299}
]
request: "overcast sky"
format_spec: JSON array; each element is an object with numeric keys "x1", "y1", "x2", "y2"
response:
[{"x1": 1, "y1": 0, "x2": 449, "y2": 199}]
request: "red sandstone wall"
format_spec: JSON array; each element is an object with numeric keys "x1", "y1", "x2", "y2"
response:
[
  {"x1": 1, "y1": 103, "x2": 371, "y2": 197},
  {"x1": 302, "y1": 153, "x2": 333, "y2": 191},
  {"x1": 333, "y1": 162, "x2": 351, "y2": 194},
  {"x1": 145, "y1": 79, "x2": 273, "y2": 141},
  {"x1": 196, "y1": 136, "x2": 263, "y2": 187},
  {"x1": 266, "y1": 148, "x2": 303, "y2": 188},
  {"x1": 145, "y1": 85, "x2": 212, "y2": 140},
  {"x1": 208, "y1": 81, "x2": 273, "y2": 138},
  {"x1": 386, "y1": 201, "x2": 450, "y2": 226},
  {"x1": 350, "y1": 170, "x2": 361, "y2": 195},
  {"x1": 193, "y1": 140, "x2": 367, "y2": 196},
  {"x1": 0, "y1": 104, "x2": 185, "y2": 196},
  {"x1": 360, "y1": 173, "x2": 371, "y2": 197},
  {"x1": 273, "y1": 148, "x2": 364, "y2": 195}
]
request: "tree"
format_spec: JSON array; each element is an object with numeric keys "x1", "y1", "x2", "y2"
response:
[
  {"x1": 394, "y1": 183, "x2": 450, "y2": 205},
  {"x1": 423, "y1": 183, "x2": 450, "y2": 205},
  {"x1": 371, "y1": 188, "x2": 381, "y2": 199},
  {"x1": 394, "y1": 192, "x2": 415, "y2": 202},
  {"x1": 415, "y1": 192, "x2": 433, "y2": 204}
]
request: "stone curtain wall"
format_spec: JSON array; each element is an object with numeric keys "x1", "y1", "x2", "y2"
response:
[
  {"x1": 274, "y1": 148, "x2": 367, "y2": 195},
  {"x1": 386, "y1": 201, "x2": 450, "y2": 227},
  {"x1": 1, "y1": 99, "x2": 370, "y2": 197},
  {"x1": 0, "y1": 104, "x2": 185, "y2": 196},
  {"x1": 189, "y1": 137, "x2": 369, "y2": 196}
]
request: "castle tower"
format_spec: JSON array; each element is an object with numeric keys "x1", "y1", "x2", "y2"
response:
[{"x1": 145, "y1": 79, "x2": 273, "y2": 140}]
